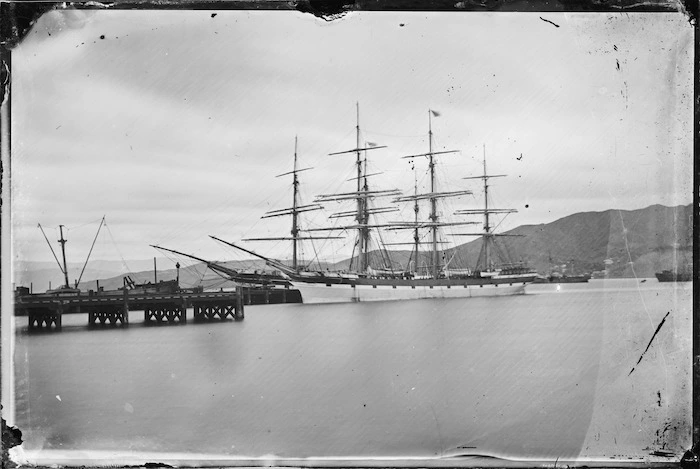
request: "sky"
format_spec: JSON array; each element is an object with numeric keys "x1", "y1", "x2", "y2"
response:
[{"x1": 9, "y1": 10, "x2": 693, "y2": 270}]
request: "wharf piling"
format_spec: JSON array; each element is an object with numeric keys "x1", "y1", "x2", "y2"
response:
[
  {"x1": 16, "y1": 287, "x2": 300, "y2": 331},
  {"x1": 27, "y1": 306, "x2": 62, "y2": 330},
  {"x1": 88, "y1": 306, "x2": 129, "y2": 326},
  {"x1": 144, "y1": 301, "x2": 187, "y2": 324},
  {"x1": 192, "y1": 287, "x2": 244, "y2": 322},
  {"x1": 89, "y1": 288, "x2": 129, "y2": 327}
]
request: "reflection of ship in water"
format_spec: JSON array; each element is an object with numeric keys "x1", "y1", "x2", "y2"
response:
[{"x1": 216, "y1": 106, "x2": 537, "y2": 304}]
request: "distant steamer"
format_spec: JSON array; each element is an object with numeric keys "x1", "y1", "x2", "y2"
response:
[{"x1": 655, "y1": 269, "x2": 691, "y2": 283}]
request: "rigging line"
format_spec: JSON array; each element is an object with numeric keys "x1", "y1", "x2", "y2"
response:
[
  {"x1": 308, "y1": 236, "x2": 323, "y2": 271},
  {"x1": 326, "y1": 127, "x2": 356, "y2": 153},
  {"x1": 177, "y1": 252, "x2": 207, "y2": 281},
  {"x1": 103, "y1": 222, "x2": 138, "y2": 280},
  {"x1": 38, "y1": 223, "x2": 65, "y2": 274},
  {"x1": 160, "y1": 251, "x2": 177, "y2": 266},
  {"x1": 205, "y1": 277, "x2": 228, "y2": 289},
  {"x1": 195, "y1": 262, "x2": 211, "y2": 284},
  {"x1": 504, "y1": 237, "x2": 520, "y2": 265},
  {"x1": 203, "y1": 268, "x2": 228, "y2": 282},
  {"x1": 321, "y1": 167, "x2": 359, "y2": 204},
  {"x1": 363, "y1": 129, "x2": 426, "y2": 139},
  {"x1": 346, "y1": 236, "x2": 358, "y2": 272},
  {"x1": 491, "y1": 239, "x2": 507, "y2": 266},
  {"x1": 66, "y1": 217, "x2": 105, "y2": 231},
  {"x1": 162, "y1": 184, "x2": 285, "y2": 245},
  {"x1": 303, "y1": 227, "x2": 326, "y2": 271},
  {"x1": 375, "y1": 224, "x2": 393, "y2": 270},
  {"x1": 491, "y1": 214, "x2": 511, "y2": 233},
  {"x1": 76, "y1": 216, "x2": 106, "y2": 288}
]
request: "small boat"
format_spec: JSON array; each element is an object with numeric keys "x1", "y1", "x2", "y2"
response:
[{"x1": 214, "y1": 106, "x2": 537, "y2": 303}]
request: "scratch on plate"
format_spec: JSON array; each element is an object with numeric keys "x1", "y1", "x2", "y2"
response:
[
  {"x1": 0, "y1": 59, "x2": 9, "y2": 107},
  {"x1": 539, "y1": 17, "x2": 560, "y2": 27},
  {"x1": 629, "y1": 311, "x2": 670, "y2": 376}
]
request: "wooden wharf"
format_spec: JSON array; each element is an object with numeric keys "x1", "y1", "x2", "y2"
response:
[{"x1": 15, "y1": 287, "x2": 302, "y2": 331}]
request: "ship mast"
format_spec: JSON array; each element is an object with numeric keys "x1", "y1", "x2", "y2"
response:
[
  {"x1": 452, "y1": 145, "x2": 518, "y2": 272},
  {"x1": 243, "y1": 138, "x2": 334, "y2": 272},
  {"x1": 361, "y1": 148, "x2": 373, "y2": 271},
  {"x1": 38, "y1": 220, "x2": 106, "y2": 290},
  {"x1": 311, "y1": 104, "x2": 398, "y2": 274},
  {"x1": 391, "y1": 110, "x2": 475, "y2": 278},
  {"x1": 38, "y1": 223, "x2": 71, "y2": 289},
  {"x1": 355, "y1": 103, "x2": 369, "y2": 272},
  {"x1": 58, "y1": 225, "x2": 70, "y2": 289},
  {"x1": 482, "y1": 146, "x2": 491, "y2": 270},
  {"x1": 413, "y1": 163, "x2": 420, "y2": 273},
  {"x1": 291, "y1": 137, "x2": 300, "y2": 269},
  {"x1": 428, "y1": 110, "x2": 439, "y2": 278}
]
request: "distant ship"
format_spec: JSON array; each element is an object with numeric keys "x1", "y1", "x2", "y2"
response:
[
  {"x1": 655, "y1": 269, "x2": 691, "y2": 282},
  {"x1": 548, "y1": 273, "x2": 591, "y2": 283},
  {"x1": 215, "y1": 106, "x2": 537, "y2": 303},
  {"x1": 534, "y1": 258, "x2": 590, "y2": 283},
  {"x1": 534, "y1": 273, "x2": 591, "y2": 284}
]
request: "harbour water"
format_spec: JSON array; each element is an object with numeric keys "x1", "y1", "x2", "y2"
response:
[{"x1": 11, "y1": 279, "x2": 692, "y2": 465}]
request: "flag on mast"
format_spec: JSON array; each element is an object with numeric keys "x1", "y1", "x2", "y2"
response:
[
  {"x1": 367, "y1": 142, "x2": 379, "y2": 147},
  {"x1": 430, "y1": 110, "x2": 441, "y2": 117}
]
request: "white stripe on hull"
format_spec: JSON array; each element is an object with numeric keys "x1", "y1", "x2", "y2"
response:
[{"x1": 292, "y1": 282, "x2": 528, "y2": 304}]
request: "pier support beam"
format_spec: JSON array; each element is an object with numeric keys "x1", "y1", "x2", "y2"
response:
[
  {"x1": 88, "y1": 306, "x2": 129, "y2": 327},
  {"x1": 193, "y1": 303, "x2": 236, "y2": 321},
  {"x1": 27, "y1": 307, "x2": 62, "y2": 331},
  {"x1": 235, "y1": 287, "x2": 244, "y2": 320},
  {"x1": 144, "y1": 302, "x2": 186, "y2": 324},
  {"x1": 192, "y1": 292, "x2": 244, "y2": 322}
]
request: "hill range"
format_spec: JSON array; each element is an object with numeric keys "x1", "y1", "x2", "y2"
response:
[{"x1": 14, "y1": 203, "x2": 692, "y2": 292}]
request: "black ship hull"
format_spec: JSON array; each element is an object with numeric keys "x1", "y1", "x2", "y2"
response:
[{"x1": 655, "y1": 270, "x2": 691, "y2": 282}]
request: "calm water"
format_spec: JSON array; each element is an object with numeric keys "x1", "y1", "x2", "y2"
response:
[{"x1": 11, "y1": 279, "x2": 693, "y2": 465}]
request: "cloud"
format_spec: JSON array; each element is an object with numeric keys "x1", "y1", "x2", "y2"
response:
[{"x1": 10, "y1": 11, "x2": 693, "y2": 263}]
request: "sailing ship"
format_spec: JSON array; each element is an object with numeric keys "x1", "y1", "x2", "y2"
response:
[
  {"x1": 153, "y1": 137, "x2": 339, "y2": 289},
  {"x1": 214, "y1": 107, "x2": 537, "y2": 303}
]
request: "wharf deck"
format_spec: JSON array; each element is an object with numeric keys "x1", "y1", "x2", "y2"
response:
[{"x1": 14, "y1": 287, "x2": 302, "y2": 330}]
